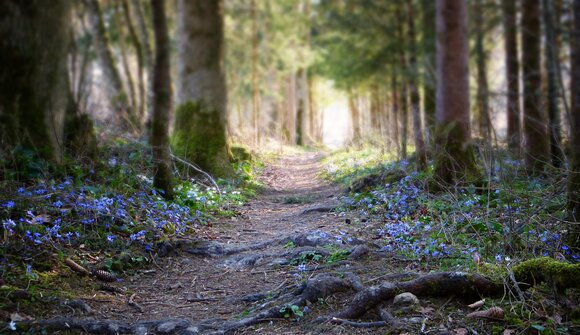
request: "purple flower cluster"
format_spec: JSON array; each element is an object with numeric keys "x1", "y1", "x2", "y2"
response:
[{"x1": 1, "y1": 172, "x2": 202, "y2": 252}]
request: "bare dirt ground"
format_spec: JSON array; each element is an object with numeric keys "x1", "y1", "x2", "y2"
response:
[{"x1": 59, "y1": 152, "x2": 372, "y2": 334}]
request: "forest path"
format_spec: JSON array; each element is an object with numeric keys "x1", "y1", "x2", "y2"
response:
[{"x1": 86, "y1": 152, "x2": 353, "y2": 334}]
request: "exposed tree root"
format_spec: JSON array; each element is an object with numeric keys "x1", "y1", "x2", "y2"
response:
[
  {"x1": 317, "y1": 272, "x2": 501, "y2": 321},
  {"x1": 158, "y1": 232, "x2": 363, "y2": 258},
  {"x1": 301, "y1": 205, "x2": 337, "y2": 215},
  {"x1": 18, "y1": 255, "x2": 574, "y2": 334}
]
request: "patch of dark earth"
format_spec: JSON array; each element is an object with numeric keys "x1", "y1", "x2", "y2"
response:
[{"x1": 7, "y1": 153, "x2": 544, "y2": 335}]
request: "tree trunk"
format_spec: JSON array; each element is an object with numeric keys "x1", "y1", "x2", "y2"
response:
[
  {"x1": 407, "y1": 0, "x2": 427, "y2": 171},
  {"x1": 84, "y1": 0, "x2": 136, "y2": 130},
  {"x1": 543, "y1": 0, "x2": 565, "y2": 167},
  {"x1": 296, "y1": 68, "x2": 309, "y2": 146},
  {"x1": 422, "y1": 0, "x2": 437, "y2": 143},
  {"x1": 0, "y1": 0, "x2": 71, "y2": 163},
  {"x1": 503, "y1": 0, "x2": 521, "y2": 152},
  {"x1": 348, "y1": 92, "x2": 361, "y2": 144},
  {"x1": 474, "y1": 0, "x2": 491, "y2": 142},
  {"x1": 282, "y1": 73, "x2": 296, "y2": 144},
  {"x1": 122, "y1": 0, "x2": 146, "y2": 125},
  {"x1": 251, "y1": 0, "x2": 260, "y2": 146},
  {"x1": 391, "y1": 72, "x2": 401, "y2": 157},
  {"x1": 397, "y1": 7, "x2": 409, "y2": 160},
  {"x1": 433, "y1": 0, "x2": 479, "y2": 186},
  {"x1": 151, "y1": 0, "x2": 174, "y2": 199},
  {"x1": 131, "y1": 0, "x2": 154, "y2": 125},
  {"x1": 522, "y1": 0, "x2": 550, "y2": 174},
  {"x1": 174, "y1": 0, "x2": 233, "y2": 178},
  {"x1": 568, "y1": 0, "x2": 580, "y2": 246}
]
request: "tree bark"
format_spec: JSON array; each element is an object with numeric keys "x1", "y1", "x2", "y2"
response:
[
  {"x1": 251, "y1": 0, "x2": 260, "y2": 146},
  {"x1": 131, "y1": 0, "x2": 154, "y2": 125},
  {"x1": 433, "y1": 0, "x2": 479, "y2": 186},
  {"x1": 422, "y1": 0, "x2": 437, "y2": 143},
  {"x1": 348, "y1": 92, "x2": 361, "y2": 144},
  {"x1": 122, "y1": 0, "x2": 146, "y2": 125},
  {"x1": 391, "y1": 72, "x2": 401, "y2": 157},
  {"x1": 568, "y1": 0, "x2": 580, "y2": 246},
  {"x1": 84, "y1": 0, "x2": 136, "y2": 130},
  {"x1": 174, "y1": 0, "x2": 233, "y2": 178},
  {"x1": 0, "y1": 0, "x2": 71, "y2": 163},
  {"x1": 543, "y1": 0, "x2": 565, "y2": 167},
  {"x1": 151, "y1": 0, "x2": 174, "y2": 199},
  {"x1": 502, "y1": 0, "x2": 521, "y2": 152},
  {"x1": 407, "y1": 0, "x2": 427, "y2": 171},
  {"x1": 474, "y1": 0, "x2": 491, "y2": 142},
  {"x1": 522, "y1": 0, "x2": 550, "y2": 174},
  {"x1": 397, "y1": 7, "x2": 409, "y2": 160}
]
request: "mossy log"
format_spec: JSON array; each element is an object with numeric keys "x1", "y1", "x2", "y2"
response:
[{"x1": 512, "y1": 257, "x2": 580, "y2": 290}]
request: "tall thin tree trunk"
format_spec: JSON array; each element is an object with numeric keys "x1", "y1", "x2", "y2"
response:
[
  {"x1": 422, "y1": 0, "x2": 437, "y2": 143},
  {"x1": 433, "y1": 0, "x2": 479, "y2": 185},
  {"x1": 568, "y1": 0, "x2": 580, "y2": 246},
  {"x1": 131, "y1": 0, "x2": 154, "y2": 124},
  {"x1": 391, "y1": 72, "x2": 401, "y2": 157},
  {"x1": 474, "y1": 0, "x2": 491, "y2": 142},
  {"x1": 151, "y1": 0, "x2": 173, "y2": 199},
  {"x1": 348, "y1": 92, "x2": 361, "y2": 144},
  {"x1": 397, "y1": 7, "x2": 409, "y2": 160},
  {"x1": 503, "y1": 0, "x2": 521, "y2": 152},
  {"x1": 84, "y1": 0, "x2": 136, "y2": 130},
  {"x1": 522, "y1": 0, "x2": 550, "y2": 173},
  {"x1": 295, "y1": 68, "x2": 309, "y2": 146},
  {"x1": 174, "y1": 0, "x2": 233, "y2": 178},
  {"x1": 543, "y1": 0, "x2": 565, "y2": 167},
  {"x1": 407, "y1": 0, "x2": 427, "y2": 171},
  {"x1": 251, "y1": 0, "x2": 260, "y2": 146},
  {"x1": 122, "y1": 0, "x2": 145, "y2": 125}
]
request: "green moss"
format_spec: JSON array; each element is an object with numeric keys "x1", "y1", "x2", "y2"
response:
[
  {"x1": 513, "y1": 257, "x2": 580, "y2": 289},
  {"x1": 171, "y1": 101, "x2": 234, "y2": 178},
  {"x1": 477, "y1": 263, "x2": 507, "y2": 283},
  {"x1": 432, "y1": 122, "x2": 481, "y2": 188}
]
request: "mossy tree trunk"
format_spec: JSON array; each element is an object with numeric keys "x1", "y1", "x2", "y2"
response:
[
  {"x1": 522, "y1": 0, "x2": 550, "y2": 174},
  {"x1": 407, "y1": 0, "x2": 427, "y2": 172},
  {"x1": 84, "y1": 0, "x2": 137, "y2": 131},
  {"x1": 174, "y1": 0, "x2": 233, "y2": 179},
  {"x1": 502, "y1": 0, "x2": 521, "y2": 152},
  {"x1": 0, "y1": 0, "x2": 71, "y2": 163},
  {"x1": 433, "y1": 0, "x2": 480, "y2": 186},
  {"x1": 151, "y1": 0, "x2": 174, "y2": 199},
  {"x1": 568, "y1": 0, "x2": 580, "y2": 247}
]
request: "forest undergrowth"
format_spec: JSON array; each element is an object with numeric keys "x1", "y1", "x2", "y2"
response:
[
  {"x1": 0, "y1": 141, "x2": 579, "y2": 335},
  {"x1": 0, "y1": 135, "x2": 262, "y2": 322}
]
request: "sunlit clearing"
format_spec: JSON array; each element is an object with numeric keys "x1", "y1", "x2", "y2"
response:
[{"x1": 315, "y1": 80, "x2": 350, "y2": 149}]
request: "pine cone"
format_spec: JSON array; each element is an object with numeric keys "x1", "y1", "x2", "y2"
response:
[
  {"x1": 65, "y1": 258, "x2": 90, "y2": 276},
  {"x1": 466, "y1": 306, "x2": 504, "y2": 319},
  {"x1": 92, "y1": 270, "x2": 117, "y2": 282}
]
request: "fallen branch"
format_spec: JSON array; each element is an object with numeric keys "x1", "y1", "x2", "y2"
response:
[{"x1": 171, "y1": 154, "x2": 221, "y2": 197}]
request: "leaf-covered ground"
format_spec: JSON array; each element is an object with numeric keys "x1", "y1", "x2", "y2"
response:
[{"x1": 1, "y1": 146, "x2": 579, "y2": 334}]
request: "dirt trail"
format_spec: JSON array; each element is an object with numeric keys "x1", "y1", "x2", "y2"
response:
[
  {"x1": 31, "y1": 152, "x2": 516, "y2": 334},
  {"x1": 81, "y1": 152, "x2": 349, "y2": 333}
]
